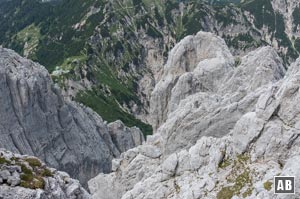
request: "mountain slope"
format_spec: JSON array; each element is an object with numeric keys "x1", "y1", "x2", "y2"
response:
[
  {"x1": 0, "y1": 47, "x2": 144, "y2": 187},
  {"x1": 1, "y1": 0, "x2": 300, "y2": 137},
  {"x1": 88, "y1": 31, "x2": 300, "y2": 199}
]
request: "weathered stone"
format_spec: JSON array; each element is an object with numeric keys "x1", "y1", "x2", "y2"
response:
[
  {"x1": 139, "y1": 145, "x2": 161, "y2": 159},
  {"x1": 89, "y1": 32, "x2": 300, "y2": 199},
  {"x1": 108, "y1": 120, "x2": 144, "y2": 155},
  {"x1": 7, "y1": 171, "x2": 20, "y2": 186},
  {"x1": 0, "y1": 170, "x2": 10, "y2": 181},
  {"x1": 161, "y1": 153, "x2": 177, "y2": 176},
  {"x1": 0, "y1": 149, "x2": 91, "y2": 199},
  {"x1": 0, "y1": 47, "x2": 144, "y2": 187}
]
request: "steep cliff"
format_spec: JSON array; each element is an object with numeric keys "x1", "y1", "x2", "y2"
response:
[
  {"x1": 0, "y1": 47, "x2": 144, "y2": 187},
  {"x1": 88, "y1": 32, "x2": 300, "y2": 199}
]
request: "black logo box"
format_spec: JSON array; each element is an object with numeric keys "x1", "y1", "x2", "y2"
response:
[{"x1": 274, "y1": 176, "x2": 295, "y2": 194}]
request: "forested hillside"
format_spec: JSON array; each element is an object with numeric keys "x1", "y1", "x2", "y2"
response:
[{"x1": 1, "y1": 0, "x2": 299, "y2": 136}]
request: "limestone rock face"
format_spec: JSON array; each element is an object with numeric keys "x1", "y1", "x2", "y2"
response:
[
  {"x1": 89, "y1": 32, "x2": 300, "y2": 199},
  {"x1": 0, "y1": 149, "x2": 90, "y2": 199},
  {"x1": 151, "y1": 32, "x2": 285, "y2": 155},
  {"x1": 108, "y1": 120, "x2": 144, "y2": 156},
  {"x1": 150, "y1": 31, "x2": 235, "y2": 130},
  {"x1": 0, "y1": 47, "x2": 144, "y2": 186}
]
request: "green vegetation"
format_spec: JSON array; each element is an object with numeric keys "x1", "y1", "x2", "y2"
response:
[
  {"x1": 294, "y1": 38, "x2": 300, "y2": 53},
  {"x1": 19, "y1": 160, "x2": 53, "y2": 189},
  {"x1": 14, "y1": 24, "x2": 41, "y2": 59},
  {"x1": 20, "y1": 175, "x2": 45, "y2": 189},
  {"x1": 1, "y1": 0, "x2": 299, "y2": 137},
  {"x1": 25, "y1": 157, "x2": 42, "y2": 168},
  {"x1": 0, "y1": 157, "x2": 10, "y2": 164},
  {"x1": 208, "y1": 0, "x2": 241, "y2": 5},
  {"x1": 215, "y1": 6, "x2": 238, "y2": 27},
  {"x1": 241, "y1": 0, "x2": 298, "y2": 61},
  {"x1": 218, "y1": 151, "x2": 232, "y2": 169},
  {"x1": 263, "y1": 181, "x2": 273, "y2": 191},
  {"x1": 242, "y1": 187, "x2": 254, "y2": 198},
  {"x1": 20, "y1": 164, "x2": 33, "y2": 175},
  {"x1": 217, "y1": 154, "x2": 254, "y2": 199},
  {"x1": 76, "y1": 89, "x2": 153, "y2": 136},
  {"x1": 51, "y1": 54, "x2": 87, "y2": 88},
  {"x1": 217, "y1": 170, "x2": 252, "y2": 199},
  {"x1": 234, "y1": 57, "x2": 241, "y2": 67},
  {"x1": 40, "y1": 168, "x2": 53, "y2": 177},
  {"x1": 292, "y1": 6, "x2": 300, "y2": 32},
  {"x1": 219, "y1": 158, "x2": 231, "y2": 169},
  {"x1": 0, "y1": 154, "x2": 53, "y2": 189},
  {"x1": 241, "y1": 0, "x2": 275, "y2": 30}
]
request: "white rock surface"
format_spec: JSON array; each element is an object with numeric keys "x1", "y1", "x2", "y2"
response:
[{"x1": 89, "y1": 32, "x2": 300, "y2": 199}]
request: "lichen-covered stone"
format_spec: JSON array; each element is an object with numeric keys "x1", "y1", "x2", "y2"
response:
[{"x1": 0, "y1": 149, "x2": 90, "y2": 199}]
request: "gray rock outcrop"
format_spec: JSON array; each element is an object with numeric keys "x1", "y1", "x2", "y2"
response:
[
  {"x1": 89, "y1": 32, "x2": 300, "y2": 199},
  {"x1": 151, "y1": 31, "x2": 285, "y2": 155},
  {"x1": 0, "y1": 47, "x2": 144, "y2": 186},
  {"x1": 0, "y1": 148, "x2": 90, "y2": 199}
]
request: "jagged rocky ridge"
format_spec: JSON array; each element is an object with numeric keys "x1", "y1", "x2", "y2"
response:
[
  {"x1": 2, "y1": 0, "x2": 300, "y2": 136},
  {"x1": 89, "y1": 32, "x2": 300, "y2": 199},
  {"x1": 0, "y1": 149, "x2": 90, "y2": 199},
  {"x1": 73, "y1": 0, "x2": 300, "y2": 126},
  {"x1": 0, "y1": 47, "x2": 144, "y2": 187}
]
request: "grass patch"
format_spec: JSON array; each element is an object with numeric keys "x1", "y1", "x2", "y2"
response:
[
  {"x1": 242, "y1": 187, "x2": 253, "y2": 198},
  {"x1": 16, "y1": 159, "x2": 53, "y2": 189},
  {"x1": 76, "y1": 89, "x2": 153, "y2": 137},
  {"x1": 263, "y1": 181, "x2": 272, "y2": 191},
  {"x1": 19, "y1": 164, "x2": 51, "y2": 189},
  {"x1": 219, "y1": 158, "x2": 231, "y2": 169},
  {"x1": 20, "y1": 164, "x2": 33, "y2": 175},
  {"x1": 0, "y1": 157, "x2": 10, "y2": 164},
  {"x1": 217, "y1": 170, "x2": 252, "y2": 199},
  {"x1": 51, "y1": 54, "x2": 87, "y2": 88},
  {"x1": 20, "y1": 176, "x2": 45, "y2": 189},
  {"x1": 15, "y1": 23, "x2": 41, "y2": 58},
  {"x1": 40, "y1": 168, "x2": 53, "y2": 177},
  {"x1": 217, "y1": 154, "x2": 253, "y2": 199},
  {"x1": 25, "y1": 157, "x2": 42, "y2": 168}
]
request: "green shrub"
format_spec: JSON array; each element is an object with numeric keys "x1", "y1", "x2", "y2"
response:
[
  {"x1": 263, "y1": 181, "x2": 272, "y2": 191},
  {"x1": 20, "y1": 176, "x2": 45, "y2": 189},
  {"x1": 0, "y1": 157, "x2": 10, "y2": 164},
  {"x1": 40, "y1": 168, "x2": 53, "y2": 177},
  {"x1": 20, "y1": 164, "x2": 33, "y2": 175},
  {"x1": 25, "y1": 158, "x2": 42, "y2": 168}
]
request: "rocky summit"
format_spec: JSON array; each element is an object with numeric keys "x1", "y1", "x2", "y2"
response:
[
  {"x1": 0, "y1": 47, "x2": 144, "y2": 187},
  {"x1": 1, "y1": 0, "x2": 300, "y2": 199},
  {"x1": 89, "y1": 32, "x2": 300, "y2": 199}
]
